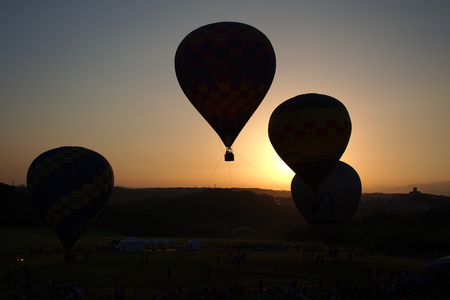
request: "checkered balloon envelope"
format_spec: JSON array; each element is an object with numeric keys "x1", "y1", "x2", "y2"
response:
[
  {"x1": 175, "y1": 22, "x2": 276, "y2": 161},
  {"x1": 27, "y1": 146, "x2": 114, "y2": 251}
]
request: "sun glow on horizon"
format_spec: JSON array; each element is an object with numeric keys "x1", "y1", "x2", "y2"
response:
[
  {"x1": 252, "y1": 145, "x2": 294, "y2": 191},
  {"x1": 273, "y1": 154, "x2": 294, "y2": 181}
]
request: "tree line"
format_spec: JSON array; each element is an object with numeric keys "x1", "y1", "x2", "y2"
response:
[{"x1": 2, "y1": 182, "x2": 450, "y2": 252}]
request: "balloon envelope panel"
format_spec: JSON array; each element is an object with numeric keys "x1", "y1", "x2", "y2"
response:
[
  {"x1": 175, "y1": 21, "x2": 276, "y2": 147},
  {"x1": 269, "y1": 93, "x2": 351, "y2": 192},
  {"x1": 291, "y1": 161, "x2": 361, "y2": 247},
  {"x1": 27, "y1": 147, "x2": 114, "y2": 251}
]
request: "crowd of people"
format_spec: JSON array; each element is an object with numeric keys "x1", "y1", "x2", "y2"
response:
[
  {"x1": 4, "y1": 247, "x2": 450, "y2": 300},
  {"x1": 256, "y1": 264, "x2": 448, "y2": 300}
]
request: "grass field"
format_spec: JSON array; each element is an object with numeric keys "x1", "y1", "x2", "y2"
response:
[{"x1": 0, "y1": 228, "x2": 438, "y2": 299}]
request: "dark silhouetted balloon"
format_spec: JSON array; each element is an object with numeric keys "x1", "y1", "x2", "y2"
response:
[
  {"x1": 175, "y1": 21, "x2": 276, "y2": 161},
  {"x1": 269, "y1": 93, "x2": 351, "y2": 192},
  {"x1": 27, "y1": 146, "x2": 114, "y2": 251},
  {"x1": 291, "y1": 161, "x2": 361, "y2": 247}
]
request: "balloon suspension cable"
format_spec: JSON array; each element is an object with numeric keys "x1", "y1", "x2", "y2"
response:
[
  {"x1": 234, "y1": 151, "x2": 291, "y2": 196},
  {"x1": 202, "y1": 156, "x2": 223, "y2": 187},
  {"x1": 228, "y1": 160, "x2": 232, "y2": 188}
]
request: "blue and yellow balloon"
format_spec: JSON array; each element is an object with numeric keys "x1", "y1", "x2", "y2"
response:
[
  {"x1": 268, "y1": 93, "x2": 351, "y2": 193},
  {"x1": 27, "y1": 146, "x2": 114, "y2": 252}
]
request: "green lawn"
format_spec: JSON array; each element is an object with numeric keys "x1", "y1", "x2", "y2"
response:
[{"x1": 0, "y1": 228, "x2": 434, "y2": 299}]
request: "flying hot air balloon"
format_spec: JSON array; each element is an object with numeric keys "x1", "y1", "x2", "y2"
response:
[
  {"x1": 291, "y1": 161, "x2": 361, "y2": 247},
  {"x1": 175, "y1": 21, "x2": 276, "y2": 161},
  {"x1": 268, "y1": 93, "x2": 351, "y2": 192},
  {"x1": 27, "y1": 146, "x2": 114, "y2": 253}
]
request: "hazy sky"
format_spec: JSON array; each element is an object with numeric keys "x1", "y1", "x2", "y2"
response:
[{"x1": 2, "y1": 1, "x2": 450, "y2": 192}]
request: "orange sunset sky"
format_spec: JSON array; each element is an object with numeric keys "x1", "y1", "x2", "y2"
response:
[{"x1": 1, "y1": 1, "x2": 450, "y2": 193}]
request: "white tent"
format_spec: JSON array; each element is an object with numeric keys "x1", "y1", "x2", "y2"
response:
[
  {"x1": 118, "y1": 237, "x2": 146, "y2": 253},
  {"x1": 422, "y1": 255, "x2": 450, "y2": 269},
  {"x1": 187, "y1": 239, "x2": 200, "y2": 250}
]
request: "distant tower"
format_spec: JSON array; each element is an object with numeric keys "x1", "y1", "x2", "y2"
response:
[{"x1": 413, "y1": 187, "x2": 418, "y2": 193}]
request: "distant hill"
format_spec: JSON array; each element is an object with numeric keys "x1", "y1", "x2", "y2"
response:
[
  {"x1": 356, "y1": 191, "x2": 450, "y2": 218},
  {"x1": 3, "y1": 182, "x2": 450, "y2": 251},
  {"x1": 98, "y1": 188, "x2": 304, "y2": 239},
  {"x1": 341, "y1": 204, "x2": 450, "y2": 252},
  {"x1": 110, "y1": 181, "x2": 450, "y2": 203},
  {"x1": 110, "y1": 186, "x2": 450, "y2": 215},
  {"x1": 0, "y1": 183, "x2": 45, "y2": 228},
  {"x1": 363, "y1": 181, "x2": 450, "y2": 196},
  {"x1": 109, "y1": 187, "x2": 201, "y2": 204},
  {"x1": 109, "y1": 186, "x2": 291, "y2": 204}
]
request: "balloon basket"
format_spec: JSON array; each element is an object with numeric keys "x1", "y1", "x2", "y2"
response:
[{"x1": 224, "y1": 148, "x2": 234, "y2": 161}]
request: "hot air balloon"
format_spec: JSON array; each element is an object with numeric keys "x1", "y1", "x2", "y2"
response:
[
  {"x1": 268, "y1": 93, "x2": 351, "y2": 192},
  {"x1": 175, "y1": 21, "x2": 276, "y2": 161},
  {"x1": 291, "y1": 161, "x2": 361, "y2": 247},
  {"x1": 27, "y1": 146, "x2": 114, "y2": 253}
]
